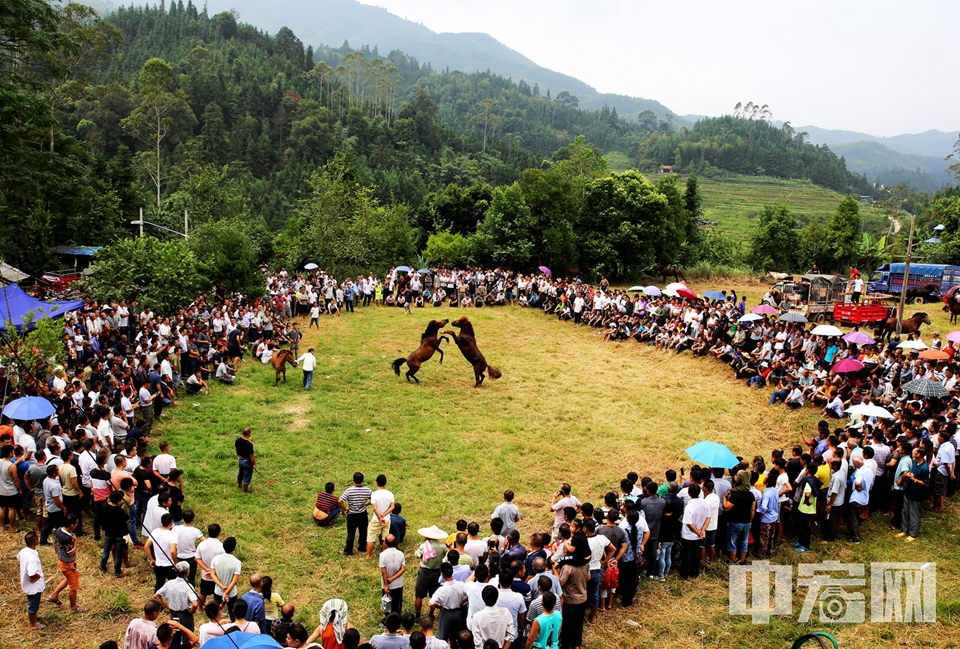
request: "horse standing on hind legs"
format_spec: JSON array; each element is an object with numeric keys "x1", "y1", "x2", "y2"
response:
[
  {"x1": 444, "y1": 316, "x2": 502, "y2": 388},
  {"x1": 874, "y1": 312, "x2": 931, "y2": 343},
  {"x1": 271, "y1": 349, "x2": 297, "y2": 386},
  {"x1": 392, "y1": 319, "x2": 449, "y2": 383}
]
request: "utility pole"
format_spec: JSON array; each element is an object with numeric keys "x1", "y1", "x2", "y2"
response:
[
  {"x1": 184, "y1": 209, "x2": 189, "y2": 239},
  {"x1": 139, "y1": 207, "x2": 143, "y2": 237},
  {"x1": 896, "y1": 214, "x2": 916, "y2": 336}
]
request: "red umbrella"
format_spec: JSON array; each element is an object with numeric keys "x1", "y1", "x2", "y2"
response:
[
  {"x1": 831, "y1": 358, "x2": 865, "y2": 373},
  {"x1": 676, "y1": 288, "x2": 697, "y2": 299}
]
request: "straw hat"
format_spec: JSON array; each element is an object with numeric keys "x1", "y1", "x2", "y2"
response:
[{"x1": 417, "y1": 525, "x2": 447, "y2": 540}]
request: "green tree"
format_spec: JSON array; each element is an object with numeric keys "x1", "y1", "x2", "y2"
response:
[
  {"x1": 81, "y1": 236, "x2": 203, "y2": 313},
  {"x1": 798, "y1": 217, "x2": 833, "y2": 273},
  {"x1": 749, "y1": 201, "x2": 800, "y2": 272},
  {"x1": 825, "y1": 196, "x2": 862, "y2": 271},
  {"x1": 187, "y1": 219, "x2": 263, "y2": 297},
  {"x1": 121, "y1": 58, "x2": 196, "y2": 211},
  {"x1": 423, "y1": 231, "x2": 472, "y2": 266},
  {"x1": 473, "y1": 184, "x2": 535, "y2": 268},
  {"x1": 2, "y1": 314, "x2": 67, "y2": 393},
  {"x1": 580, "y1": 170, "x2": 671, "y2": 278}
]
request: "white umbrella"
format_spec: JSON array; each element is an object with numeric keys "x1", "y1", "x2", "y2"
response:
[
  {"x1": 898, "y1": 339, "x2": 929, "y2": 350},
  {"x1": 846, "y1": 403, "x2": 895, "y2": 419},
  {"x1": 627, "y1": 286, "x2": 645, "y2": 292},
  {"x1": 665, "y1": 282, "x2": 687, "y2": 292},
  {"x1": 663, "y1": 288, "x2": 680, "y2": 297},
  {"x1": 738, "y1": 313, "x2": 764, "y2": 323},
  {"x1": 811, "y1": 324, "x2": 843, "y2": 337}
]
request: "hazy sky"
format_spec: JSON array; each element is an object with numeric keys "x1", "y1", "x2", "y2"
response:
[{"x1": 361, "y1": 0, "x2": 958, "y2": 137}]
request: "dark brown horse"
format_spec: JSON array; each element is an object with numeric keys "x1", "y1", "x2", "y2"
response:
[
  {"x1": 443, "y1": 316, "x2": 502, "y2": 388},
  {"x1": 392, "y1": 319, "x2": 449, "y2": 383},
  {"x1": 655, "y1": 266, "x2": 685, "y2": 284},
  {"x1": 874, "y1": 312, "x2": 932, "y2": 343},
  {"x1": 271, "y1": 349, "x2": 297, "y2": 385},
  {"x1": 944, "y1": 300, "x2": 960, "y2": 324}
]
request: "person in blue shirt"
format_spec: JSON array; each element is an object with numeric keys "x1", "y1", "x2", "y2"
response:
[
  {"x1": 898, "y1": 447, "x2": 930, "y2": 541},
  {"x1": 755, "y1": 471, "x2": 780, "y2": 558},
  {"x1": 846, "y1": 456, "x2": 873, "y2": 543},
  {"x1": 388, "y1": 503, "x2": 406, "y2": 545}
]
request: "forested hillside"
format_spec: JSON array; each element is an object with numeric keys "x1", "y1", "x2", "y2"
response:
[
  {"x1": 639, "y1": 113, "x2": 873, "y2": 194},
  {"x1": 2, "y1": 0, "x2": 913, "y2": 293}
]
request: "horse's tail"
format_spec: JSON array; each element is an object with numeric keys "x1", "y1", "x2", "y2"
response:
[
  {"x1": 487, "y1": 365, "x2": 502, "y2": 380},
  {"x1": 392, "y1": 358, "x2": 406, "y2": 376}
]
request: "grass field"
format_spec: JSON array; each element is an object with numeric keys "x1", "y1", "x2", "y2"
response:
[
  {"x1": 1, "y1": 284, "x2": 959, "y2": 649},
  {"x1": 603, "y1": 151, "x2": 892, "y2": 243}
]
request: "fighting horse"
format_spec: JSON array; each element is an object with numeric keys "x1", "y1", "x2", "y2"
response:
[
  {"x1": 392, "y1": 319, "x2": 449, "y2": 383},
  {"x1": 443, "y1": 316, "x2": 502, "y2": 388},
  {"x1": 271, "y1": 349, "x2": 297, "y2": 386},
  {"x1": 874, "y1": 312, "x2": 931, "y2": 343}
]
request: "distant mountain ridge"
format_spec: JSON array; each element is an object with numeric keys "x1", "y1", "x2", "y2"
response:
[{"x1": 202, "y1": 0, "x2": 675, "y2": 119}]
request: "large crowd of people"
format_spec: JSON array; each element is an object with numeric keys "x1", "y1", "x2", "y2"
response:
[{"x1": 2, "y1": 264, "x2": 958, "y2": 649}]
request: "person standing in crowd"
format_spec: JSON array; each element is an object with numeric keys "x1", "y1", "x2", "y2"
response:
[
  {"x1": 367, "y1": 474, "x2": 395, "y2": 559},
  {"x1": 154, "y1": 561, "x2": 199, "y2": 642},
  {"x1": 380, "y1": 533, "x2": 406, "y2": 615},
  {"x1": 195, "y1": 523, "x2": 224, "y2": 608},
  {"x1": 49, "y1": 514, "x2": 85, "y2": 613},
  {"x1": 339, "y1": 472, "x2": 372, "y2": 557},
  {"x1": 18, "y1": 531, "x2": 46, "y2": 629},
  {"x1": 296, "y1": 348, "x2": 317, "y2": 391},
  {"x1": 899, "y1": 446, "x2": 930, "y2": 541},
  {"x1": 211, "y1": 536, "x2": 242, "y2": 619},
  {"x1": 235, "y1": 427, "x2": 256, "y2": 493}
]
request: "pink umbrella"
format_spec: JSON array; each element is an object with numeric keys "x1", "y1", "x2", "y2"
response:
[
  {"x1": 831, "y1": 358, "x2": 865, "y2": 373},
  {"x1": 751, "y1": 304, "x2": 778, "y2": 315},
  {"x1": 843, "y1": 331, "x2": 876, "y2": 345},
  {"x1": 677, "y1": 288, "x2": 697, "y2": 300},
  {"x1": 947, "y1": 331, "x2": 960, "y2": 343},
  {"x1": 538, "y1": 266, "x2": 552, "y2": 276}
]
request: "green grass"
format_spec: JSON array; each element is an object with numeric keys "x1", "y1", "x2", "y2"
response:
[
  {"x1": 601, "y1": 154, "x2": 891, "y2": 243},
  {"x1": 698, "y1": 175, "x2": 891, "y2": 240},
  {"x1": 1, "y1": 300, "x2": 958, "y2": 648}
]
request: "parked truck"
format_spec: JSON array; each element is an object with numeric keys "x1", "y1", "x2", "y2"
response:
[{"x1": 868, "y1": 263, "x2": 960, "y2": 303}]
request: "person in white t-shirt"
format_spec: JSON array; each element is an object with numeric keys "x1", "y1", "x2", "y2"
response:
[
  {"x1": 174, "y1": 510, "x2": 205, "y2": 587},
  {"x1": 195, "y1": 526, "x2": 224, "y2": 607},
  {"x1": 152, "y1": 442, "x2": 177, "y2": 479},
  {"x1": 145, "y1": 513, "x2": 178, "y2": 592},
  {"x1": 367, "y1": 474, "x2": 395, "y2": 559},
  {"x1": 702, "y1": 480, "x2": 721, "y2": 563}
]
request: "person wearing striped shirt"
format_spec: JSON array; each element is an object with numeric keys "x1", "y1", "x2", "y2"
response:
[{"x1": 339, "y1": 473, "x2": 371, "y2": 557}]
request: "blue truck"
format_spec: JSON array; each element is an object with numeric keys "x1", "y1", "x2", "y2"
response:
[{"x1": 868, "y1": 263, "x2": 960, "y2": 303}]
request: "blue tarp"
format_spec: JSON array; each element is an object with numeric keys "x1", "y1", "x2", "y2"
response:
[
  {"x1": 54, "y1": 245, "x2": 101, "y2": 257},
  {"x1": 883, "y1": 263, "x2": 960, "y2": 277},
  {"x1": 0, "y1": 284, "x2": 83, "y2": 332}
]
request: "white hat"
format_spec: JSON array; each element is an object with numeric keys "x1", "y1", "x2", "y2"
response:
[{"x1": 417, "y1": 525, "x2": 448, "y2": 540}]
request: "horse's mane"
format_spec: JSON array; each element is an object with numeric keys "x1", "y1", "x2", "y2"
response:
[
  {"x1": 455, "y1": 317, "x2": 476, "y2": 336},
  {"x1": 422, "y1": 320, "x2": 443, "y2": 338}
]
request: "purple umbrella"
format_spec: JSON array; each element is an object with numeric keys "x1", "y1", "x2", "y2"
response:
[
  {"x1": 843, "y1": 331, "x2": 876, "y2": 345},
  {"x1": 831, "y1": 358, "x2": 865, "y2": 374},
  {"x1": 538, "y1": 266, "x2": 552, "y2": 276}
]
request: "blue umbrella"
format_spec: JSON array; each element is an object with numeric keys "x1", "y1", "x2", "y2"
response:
[
  {"x1": 685, "y1": 441, "x2": 739, "y2": 468},
  {"x1": 417, "y1": 268, "x2": 431, "y2": 274},
  {"x1": 303, "y1": 263, "x2": 319, "y2": 270},
  {"x1": 204, "y1": 633, "x2": 283, "y2": 649},
  {"x1": 2, "y1": 396, "x2": 55, "y2": 420},
  {"x1": 703, "y1": 290, "x2": 726, "y2": 301},
  {"x1": 395, "y1": 266, "x2": 412, "y2": 273}
]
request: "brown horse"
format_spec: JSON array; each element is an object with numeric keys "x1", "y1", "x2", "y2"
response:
[
  {"x1": 874, "y1": 312, "x2": 932, "y2": 343},
  {"x1": 392, "y1": 319, "x2": 449, "y2": 383},
  {"x1": 944, "y1": 300, "x2": 960, "y2": 324},
  {"x1": 443, "y1": 316, "x2": 502, "y2": 388},
  {"x1": 655, "y1": 266, "x2": 685, "y2": 284},
  {"x1": 271, "y1": 349, "x2": 297, "y2": 386}
]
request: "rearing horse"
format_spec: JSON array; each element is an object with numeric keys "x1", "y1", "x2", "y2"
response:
[
  {"x1": 443, "y1": 316, "x2": 502, "y2": 388},
  {"x1": 392, "y1": 319, "x2": 449, "y2": 383},
  {"x1": 271, "y1": 349, "x2": 297, "y2": 386},
  {"x1": 874, "y1": 312, "x2": 931, "y2": 343}
]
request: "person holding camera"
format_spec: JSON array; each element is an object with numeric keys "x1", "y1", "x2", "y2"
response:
[{"x1": 550, "y1": 483, "x2": 580, "y2": 537}]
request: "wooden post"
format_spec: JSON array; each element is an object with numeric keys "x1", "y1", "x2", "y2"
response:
[{"x1": 896, "y1": 214, "x2": 916, "y2": 336}]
